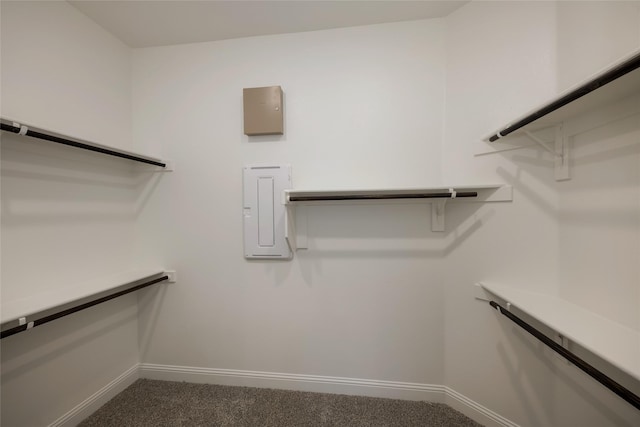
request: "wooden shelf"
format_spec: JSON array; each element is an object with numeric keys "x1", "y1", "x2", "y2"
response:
[
  {"x1": 284, "y1": 185, "x2": 512, "y2": 251},
  {"x1": 480, "y1": 282, "x2": 640, "y2": 382}
]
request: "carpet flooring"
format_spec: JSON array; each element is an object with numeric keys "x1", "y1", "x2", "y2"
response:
[{"x1": 80, "y1": 379, "x2": 484, "y2": 426}]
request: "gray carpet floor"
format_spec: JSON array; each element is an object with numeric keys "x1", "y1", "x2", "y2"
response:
[{"x1": 80, "y1": 379, "x2": 483, "y2": 426}]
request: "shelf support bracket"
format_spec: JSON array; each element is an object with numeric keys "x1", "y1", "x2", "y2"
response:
[
  {"x1": 431, "y1": 199, "x2": 446, "y2": 232},
  {"x1": 523, "y1": 130, "x2": 558, "y2": 156},
  {"x1": 523, "y1": 125, "x2": 570, "y2": 181},
  {"x1": 555, "y1": 123, "x2": 570, "y2": 181},
  {"x1": 285, "y1": 205, "x2": 308, "y2": 252},
  {"x1": 284, "y1": 205, "x2": 297, "y2": 252},
  {"x1": 556, "y1": 334, "x2": 572, "y2": 365}
]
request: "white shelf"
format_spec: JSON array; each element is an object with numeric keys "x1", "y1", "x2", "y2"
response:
[
  {"x1": 284, "y1": 184, "x2": 510, "y2": 203},
  {"x1": 1, "y1": 117, "x2": 172, "y2": 170},
  {"x1": 485, "y1": 48, "x2": 640, "y2": 140},
  {"x1": 480, "y1": 282, "x2": 640, "y2": 382},
  {"x1": 283, "y1": 185, "x2": 512, "y2": 251},
  {"x1": 481, "y1": 49, "x2": 640, "y2": 181},
  {"x1": 1, "y1": 269, "x2": 172, "y2": 325}
]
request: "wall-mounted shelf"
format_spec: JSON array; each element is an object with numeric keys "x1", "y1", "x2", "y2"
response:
[
  {"x1": 0, "y1": 118, "x2": 172, "y2": 170},
  {"x1": 1, "y1": 118, "x2": 175, "y2": 337},
  {"x1": 283, "y1": 185, "x2": 512, "y2": 251},
  {"x1": 477, "y1": 282, "x2": 640, "y2": 382},
  {"x1": 1, "y1": 269, "x2": 176, "y2": 338},
  {"x1": 482, "y1": 48, "x2": 640, "y2": 181}
]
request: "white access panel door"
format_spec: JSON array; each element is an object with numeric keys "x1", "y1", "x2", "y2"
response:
[{"x1": 243, "y1": 165, "x2": 292, "y2": 259}]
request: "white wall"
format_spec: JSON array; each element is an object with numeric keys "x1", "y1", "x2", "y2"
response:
[
  {"x1": 133, "y1": 20, "x2": 450, "y2": 386},
  {"x1": 443, "y1": 2, "x2": 561, "y2": 424},
  {"x1": 553, "y1": 4, "x2": 640, "y2": 424},
  {"x1": 556, "y1": 1, "x2": 640, "y2": 91},
  {"x1": 0, "y1": 1, "x2": 132, "y2": 148},
  {"x1": 444, "y1": 1, "x2": 640, "y2": 426},
  {"x1": 555, "y1": 0, "x2": 640, "y2": 331},
  {"x1": 1, "y1": 2, "x2": 138, "y2": 425}
]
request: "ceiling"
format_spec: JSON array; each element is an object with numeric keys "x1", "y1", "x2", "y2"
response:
[{"x1": 69, "y1": 1, "x2": 469, "y2": 48}]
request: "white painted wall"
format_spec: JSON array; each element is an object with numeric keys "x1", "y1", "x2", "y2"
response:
[
  {"x1": 555, "y1": 0, "x2": 640, "y2": 330},
  {"x1": 444, "y1": 1, "x2": 640, "y2": 426},
  {"x1": 552, "y1": 4, "x2": 640, "y2": 424},
  {"x1": 443, "y1": 2, "x2": 561, "y2": 424},
  {"x1": 556, "y1": 1, "x2": 640, "y2": 91},
  {"x1": 133, "y1": 20, "x2": 449, "y2": 386},
  {"x1": 0, "y1": 1, "x2": 132, "y2": 148},
  {"x1": 1, "y1": 2, "x2": 139, "y2": 425}
]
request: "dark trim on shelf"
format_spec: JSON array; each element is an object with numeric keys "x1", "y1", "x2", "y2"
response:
[
  {"x1": 488, "y1": 51, "x2": 640, "y2": 142},
  {"x1": 288, "y1": 191, "x2": 478, "y2": 202},
  {"x1": 1, "y1": 275, "x2": 169, "y2": 339},
  {"x1": 1, "y1": 121, "x2": 167, "y2": 168}
]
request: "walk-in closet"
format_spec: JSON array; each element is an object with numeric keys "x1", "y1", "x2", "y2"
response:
[{"x1": 1, "y1": 1, "x2": 639, "y2": 426}]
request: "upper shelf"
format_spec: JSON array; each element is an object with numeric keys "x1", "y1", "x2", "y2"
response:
[
  {"x1": 479, "y1": 282, "x2": 640, "y2": 382},
  {"x1": 484, "y1": 48, "x2": 640, "y2": 142},
  {"x1": 284, "y1": 184, "x2": 511, "y2": 204},
  {"x1": 0, "y1": 117, "x2": 171, "y2": 169},
  {"x1": 283, "y1": 185, "x2": 513, "y2": 251}
]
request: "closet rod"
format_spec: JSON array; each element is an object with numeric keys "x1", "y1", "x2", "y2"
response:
[
  {"x1": 489, "y1": 301, "x2": 640, "y2": 411},
  {"x1": 488, "y1": 50, "x2": 640, "y2": 142},
  {"x1": 0, "y1": 121, "x2": 167, "y2": 168},
  {"x1": 0, "y1": 275, "x2": 169, "y2": 340},
  {"x1": 288, "y1": 192, "x2": 478, "y2": 202}
]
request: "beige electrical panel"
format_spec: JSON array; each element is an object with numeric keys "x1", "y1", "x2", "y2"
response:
[{"x1": 243, "y1": 86, "x2": 283, "y2": 136}]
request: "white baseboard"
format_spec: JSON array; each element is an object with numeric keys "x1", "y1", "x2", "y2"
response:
[
  {"x1": 445, "y1": 386, "x2": 521, "y2": 427},
  {"x1": 48, "y1": 362, "x2": 517, "y2": 427},
  {"x1": 139, "y1": 363, "x2": 518, "y2": 427},
  {"x1": 139, "y1": 363, "x2": 445, "y2": 401},
  {"x1": 49, "y1": 364, "x2": 139, "y2": 427}
]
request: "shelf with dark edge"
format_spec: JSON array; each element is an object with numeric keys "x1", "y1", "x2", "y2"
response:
[
  {"x1": 485, "y1": 49, "x2": 640, "y2": 142},
  {"x1": 1, "y1": 118, "x2": 170, "y2": 169}
]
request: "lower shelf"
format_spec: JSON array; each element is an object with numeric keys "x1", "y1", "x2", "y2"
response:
[
  {"x1": 479, "y1": 282, "x2": 640, "y2": 382},
  {"x1": 1, "y1": 269, "x2": 176, "y2": 337}
]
